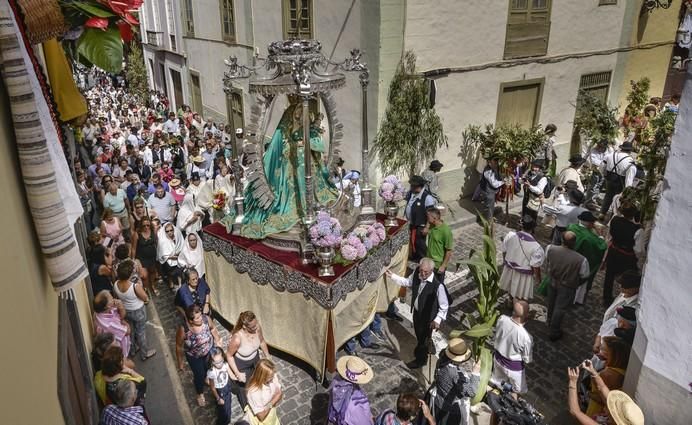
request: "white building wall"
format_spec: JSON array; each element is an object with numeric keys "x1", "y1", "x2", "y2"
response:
[
  {"x1": 401, "y1": 0, "x2": 629, "y2": 198},
  {"x1": 622, "y1": 68, "x2": 692, "y2": 424},
  {"x1": 181, "y1": 0, "x2": 373, "y2": 172}
]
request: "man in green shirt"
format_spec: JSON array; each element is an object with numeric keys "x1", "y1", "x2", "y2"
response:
[{"x1": 424, "y1": 207, "x2": 454, "y2": 283}]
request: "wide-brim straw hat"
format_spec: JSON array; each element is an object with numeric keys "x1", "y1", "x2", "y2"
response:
[
  {"x1": 607, "y1": 390, "x2": 644, "y2": 425},
  {"x1": 445, "y1": 338, "x2": 472, "y2": 363},
  {"x1": 192, "y1": 155, "x2": 205, "y2": 163},
  {"x1": 336, "y1": 356, "x2": 374, "y2": 384},
  {"x1": 169, "y1": 178, "x2": 181, "y2": 187}
]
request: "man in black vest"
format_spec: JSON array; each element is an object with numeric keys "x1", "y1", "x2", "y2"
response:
[
  {"x1": 405, "y1": 175, "x2": 436, "y2": 261},
  {"x1": 386, "y1": 258, "x2": 450, "y2": 369}
]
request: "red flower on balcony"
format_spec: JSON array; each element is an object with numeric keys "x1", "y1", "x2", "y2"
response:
[
  {"x1": 99, "y1": 0, "x2": 143, "y2": 26},
  {"x1": 85, "y1": 17, "x2": 109, "y2": 30}
]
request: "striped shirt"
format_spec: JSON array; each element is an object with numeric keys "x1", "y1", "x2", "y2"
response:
[{"x1": 100, "y1": 405, "x2": 148, "y2": 425}]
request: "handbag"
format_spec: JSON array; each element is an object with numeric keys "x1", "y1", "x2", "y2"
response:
[{"x1": 537, "y1": 276, "x2": 550, "y2": 296}]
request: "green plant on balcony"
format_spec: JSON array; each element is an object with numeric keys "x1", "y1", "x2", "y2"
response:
[{"x1": 60, "y1": 1, "x2": 143, "y2": 73}]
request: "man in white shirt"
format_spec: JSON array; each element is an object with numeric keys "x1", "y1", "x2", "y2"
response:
[
  {"x1": 522, "y1": 159, "x2": 548, "y2": 222},
  {"x1": 593, "y1": 270, "x2": 640, "y2": 355},
  {"x1": 127, "y1": 126, "x2": 141, "y2": 149},
  {"x1": 163, "y1": 112, "x2": 179, "y2": 135},
  {"x1": 599, "y1": 141, "x2": 636, "y2": 215},
  {"x1": 556, "y1": 154, "x2": 585, "y2": 193},
  {"x1": 542, "y1": 190, "x2": 586, "y2": 244},
  {"x1": 386, "y1": 258, "x2": 450, "y2": 369},
  {"x1": 491, "y1": 300, "x2": 533, "y2": 395}
]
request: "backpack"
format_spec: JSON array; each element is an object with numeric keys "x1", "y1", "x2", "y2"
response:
[
  {"x1": 374, "y1": 409, "x2": 398, "y2": 425},
  {"x1": 542, "y1": 175, "x2": 555, "y2": 198}
]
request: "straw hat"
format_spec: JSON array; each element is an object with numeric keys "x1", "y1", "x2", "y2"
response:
[
  {"x1": 192, "y1": 155, "x2": 205, "y2": 163},
  {"x1": 336, "y1": 356, "x2": 373, "y2": 384},
  {"x1": 445, "y1": 338, "x2": 472, "y2": 363},
  {"x1": 607, "y1": 390, "x2": 644, "y2": 425},
  {"x1": 169, "y1": 178, "x2": 181, "y2": 187}
]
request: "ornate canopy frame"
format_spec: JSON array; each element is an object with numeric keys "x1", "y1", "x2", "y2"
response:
[{"x1": 223, "y1": 39, "x2": 375, "y2": 260}]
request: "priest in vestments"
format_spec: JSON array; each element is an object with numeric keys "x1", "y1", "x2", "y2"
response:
[{"x1": 569, "y1": 211, "x2": 607, "y2": 304}]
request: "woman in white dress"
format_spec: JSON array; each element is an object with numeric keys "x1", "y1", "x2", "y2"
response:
[
  {"x1": 499, "y1": 215, "x2": 544, "y2": 301},
  {"x1": 157, "y1": 223, "x2": 185, "y2": 290}
]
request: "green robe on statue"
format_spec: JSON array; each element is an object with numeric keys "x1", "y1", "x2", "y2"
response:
[
  {"x1": 224, "y1": 105, "x2": 338, "y2": 239},
  {"x1": 567, "y1": 223, "x2": 607, "y2": 287}
]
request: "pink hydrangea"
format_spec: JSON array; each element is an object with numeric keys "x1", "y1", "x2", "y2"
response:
[
  {"x1": 340, "y1": 243, "x2": 358, "y2": 261},
  {"x1": 379, "y1": 175, "x2": 405, "y2": 203},
  {"x1": 309, "y1": 211, "x2": 343, "y2": 248}
]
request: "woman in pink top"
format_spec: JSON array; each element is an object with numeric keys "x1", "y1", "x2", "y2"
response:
[
  {"x1": 243, "y1": 359, "x2": 282, "y2": 425},
  {"x1": 93, "y1": 290, "x2": 131, "y2": 359},
  {"x1": 100, "y1": 208, "x2": 125, "y2": 247}
]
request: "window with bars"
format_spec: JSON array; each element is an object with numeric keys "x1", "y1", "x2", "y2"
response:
[
  {"x1": 182, "y1": 0, "x2": 194, "y2": 36},
  {"x1": 570, "y1": 71, "x2": 612, "y2": 153},
  {"x1": 220, "y1": 0, "x2": 236, "y2": 42},
  {"x1": 283, "y1": 0, "x2": 313, "y2": 39},
  {"x1": 504, "y1": 0, "x2": 552, "y2": 59}
]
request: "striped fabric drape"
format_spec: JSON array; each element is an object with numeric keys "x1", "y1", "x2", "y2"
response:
[{"x1": 0, "y1": 1, "x2": 87, "y2": 293}]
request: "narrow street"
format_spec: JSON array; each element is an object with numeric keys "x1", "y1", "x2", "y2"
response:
[{"x1": 151, "y1": 210, "x2": 607, "y2": 424}]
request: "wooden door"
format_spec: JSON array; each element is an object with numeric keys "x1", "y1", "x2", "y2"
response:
[
  {"x1": 496, "y1": 82, "x2": 542, "y2": 128},
  {"x1": 190, "y1": 73, "x2": 202, "y2": 114},
  {"x1": 170, "y1": 69, "x2": 183, "y2": 111}
]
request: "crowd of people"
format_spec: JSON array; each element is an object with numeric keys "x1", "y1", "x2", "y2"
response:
[{"x1": 76, "y1": 71, "x2": 662, "y2": 425}]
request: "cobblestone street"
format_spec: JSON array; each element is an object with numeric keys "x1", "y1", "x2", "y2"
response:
[{"x1": 153, "y1": 212, "x2": 608, "y2": 424}]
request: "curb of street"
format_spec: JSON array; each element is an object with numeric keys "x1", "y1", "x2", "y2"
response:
[{"x1": 147, "y1": 301, "x2": 196, "y2": 425}]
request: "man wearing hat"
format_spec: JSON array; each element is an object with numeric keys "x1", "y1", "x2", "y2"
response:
[
  {"x1": 490, "y1": 300, "x2": 533, "y2": 395},
  {"x1": 539, "y1": 124, "x2": 558, "y2": 174},
  {"x1": 499, "y1": 215, "x2": 544, "y2": 302},
  {"x1": 557, "y1": 154, "x2": 585, "y2": 193},
  {"x1": 428, "y1": 338, "x2": 479, "y2": 425},
  {"x1": 569, "y1": 211, "x2": 607, "y2": 304},
  {"x1": 405, "y1": 175, "x2": 436, "y2": 261},
  {"x1": 543, "y1": 189, "x2": 587, "y2": 245},
  {"x1": 478, "y1": 156, "x2": 505, "y2": 222},
  {"x1": 187, "y1": 155, "x2": 207, "y2": 182},
  {"x1": 521, "y1": 159, "x2": 549, "y2": 222},
  {"x1": 327, "y1": 356, "x2": 373, "y2": 425},
  {"x1": 593, "y1": 271, "x2": 641, "y2": 354},
  {"x1": 599, "y1": 141, "x2": 636, "y2": 215},
  {"x1": 422, "y1": 160, "x2": 444, "y2": 201}
]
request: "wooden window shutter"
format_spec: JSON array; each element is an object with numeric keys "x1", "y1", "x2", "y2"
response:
[{"x1": 504, "y1": 0, "x2": 552, "y2": 59}]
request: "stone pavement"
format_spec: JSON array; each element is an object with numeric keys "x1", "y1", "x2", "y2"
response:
[{"x1": 151, "y1": 209, "x2": 607, "y2": 424}]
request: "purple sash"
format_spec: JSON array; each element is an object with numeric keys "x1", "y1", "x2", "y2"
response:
[
  {"x1": 494, "y1": 351, "x2": 524, "y2": 372},
  {"x1": 503, "y1": 259, "x2": 534, "y2": 275}
]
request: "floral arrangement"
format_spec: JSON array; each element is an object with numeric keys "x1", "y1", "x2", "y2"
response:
[
  {"x1": 309, "y1": 211, "x2": 343, "y2": 248},
  {"x1": 212, "y1": 191, "x2": 227, "y2": 210},
  {"x1": 340, "y1": 232, "x2": 367, "y2": 262},
  {"x1": 367, "y1": 222, "x2": 387, "y2": 246},
  {"x1": 61, "y1": 1, "x2": 144, "y2": 73},
  {"x1": 378, "y1": 175, "x2": 406, "y2": 203}
]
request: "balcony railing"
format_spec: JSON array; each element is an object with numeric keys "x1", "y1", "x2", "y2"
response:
[{"x1": 146, "y1": 31, "x2": 163, "y2": 47}]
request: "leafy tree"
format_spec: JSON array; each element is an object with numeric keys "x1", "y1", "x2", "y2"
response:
[
  {"x1": 125, "y1": 42, "x2": 149, "y2": 104},
  {"x1": 572, "y1": 91, "x2": 619, "y2": 146},
  {"x1": 462, "y1": 124, "x2": 544, "y2": 172},
  {"x1": 372, "y1": 51, "x2": 447, "y2": 177}
]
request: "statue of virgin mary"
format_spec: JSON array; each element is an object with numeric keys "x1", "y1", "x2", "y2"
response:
[{"x1": 233, "y1": 103, "x2": 339, "y2": 239}]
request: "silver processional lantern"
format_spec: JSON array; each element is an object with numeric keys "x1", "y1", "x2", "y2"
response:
[{"x1": 223, "y1": 39, "x2": 375, "y2": 259}]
